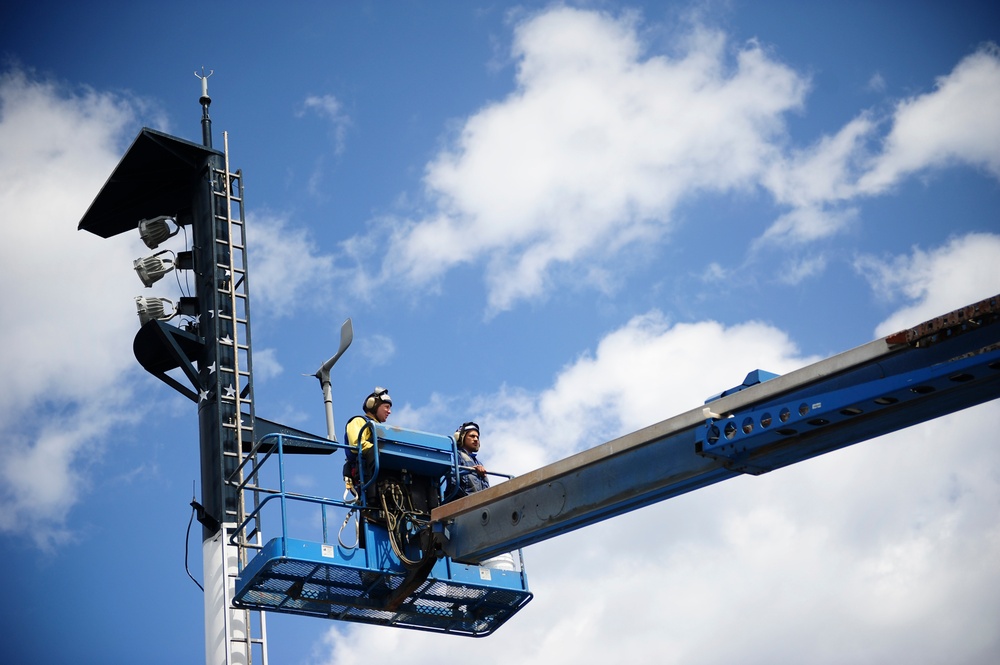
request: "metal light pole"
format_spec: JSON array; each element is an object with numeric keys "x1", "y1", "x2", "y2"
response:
[{"x1": 79, "y1": 74, "x2": 266, "y2": 664}]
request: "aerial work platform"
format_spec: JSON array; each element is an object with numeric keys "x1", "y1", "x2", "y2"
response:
[
  {"x1": 234, "y1": 535, "x2": 530, "y2": 635},
  {"x1": 230, "y1": 427, "x2": 532, "y2": 637}
]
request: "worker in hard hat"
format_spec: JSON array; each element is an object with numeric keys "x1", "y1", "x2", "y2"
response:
[
  {"x1": 447, "y1": 420, "x2": 516, "y2": 571},
  {"x1": 344, "y1": 387, "x2": 392, "y2": 496},
  {"x1": 448, "y1": 421, "x2": 489, "y2": 498}
]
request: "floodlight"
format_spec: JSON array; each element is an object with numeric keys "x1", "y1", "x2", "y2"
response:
[
  {"x1": 135, "y1": 296, "x2": 176, "y2": 326},
  {"x1": 138, "y1": 215, "x2": 179, "y2": 249},
  {"x1": 134, "y1": 250, "x2": 175, "y2": 287}
]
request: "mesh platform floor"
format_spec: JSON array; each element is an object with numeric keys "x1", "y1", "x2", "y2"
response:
[{"x1": 234, "y1": 539, "x2": 532, "y2": 637}]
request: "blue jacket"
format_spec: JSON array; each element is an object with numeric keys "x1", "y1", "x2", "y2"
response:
[{"x1": 448, "y1": 448, "x2": 489, "y2": 498}]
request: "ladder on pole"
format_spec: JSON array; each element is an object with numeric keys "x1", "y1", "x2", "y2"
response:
[{"x1": 212, "y1": 131, "x2": 268, "y2": 665}]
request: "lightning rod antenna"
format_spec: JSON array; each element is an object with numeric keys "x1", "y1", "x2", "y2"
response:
[{"x1": 195, "y1": 67, "x2": 214, "y2": 148}]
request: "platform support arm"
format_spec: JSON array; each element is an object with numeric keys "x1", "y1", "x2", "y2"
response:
[{"x1": 432, "y1": 295, "x2": 1000, "y2": 563}]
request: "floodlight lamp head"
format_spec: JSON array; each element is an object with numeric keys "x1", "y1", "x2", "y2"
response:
[
  {"x1": 133, "y1": 250, "x2": 175, "y2": 287},
  {"x1": 138, "y1": 215, "x2": 179, "y2": 249},
  {"x1": 135, "y1": 295, "x2": 176, "y2": 326}
]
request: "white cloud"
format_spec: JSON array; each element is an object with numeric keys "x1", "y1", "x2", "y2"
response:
[
  {"x1": 768, "y1": 114, "x2": 877, "y2": 208},
  {"x1": 0, "y1": 68, "x2": 148, "y2": 547},
  {"x1": 342, "y1": 7, "x2": 807, "y2": 313},
  {"x1": 478, "y1": 311, "x2": 818, "y2": 474},
  {"x1": 300, "y1": 93, "x2": 351, "y2": 155},
  {"x1": 316, "y1": 233, "x2": 1000, "y2": 665},
  {"x1": 0, "y1": 391, "x2": 139, "y2": 550},
  {"x1": 758, "y1": 114, "x2": 873, "y2": 244},
  {"x1": 251, "y1": 347, "x2": 284, "y2": 382},
  {"x1": 867, "y1": 71, "x2": 887, "y2": 93},
  {"x1": 774, "y1": 253, "x2": 828, "y2": 284},
  {"x1": 302, "y1": 94, "x2": 344, "y2": 120},
  {"x1": 245, "y1": 212, "x2": 337, "y2": 318},
  {"x1": 854, "y1": 232, "x2": 1000, "y2": 336},
  {"x1": 758, "y1": 204, "x2": 858, "y2": 245},
  {"x1": 357, "y1": 333, "x2": 396, "y2": 367},
  {"x1": 332, "y1": 13, "x2": 999, "y2": 307},
  {"x1": 761, "y1": 44, "x2": 1000, "y2": 244},
  {"x1": 700, "y1": 261, "x2": 729, "y2": 282},
  {"x1": 859, "y1": 44, "x2": 1000, "y2": 192}
]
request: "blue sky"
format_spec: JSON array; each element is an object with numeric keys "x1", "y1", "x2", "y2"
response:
[{"x1": 2, "y1": 1, "x2": 999, "y2": 663}]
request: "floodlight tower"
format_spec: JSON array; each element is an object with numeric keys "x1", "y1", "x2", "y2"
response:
[{"x1": 79, "y1": 73, "x2": 268, "y2": 664}]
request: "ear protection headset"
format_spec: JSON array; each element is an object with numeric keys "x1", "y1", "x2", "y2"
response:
[{"x1": 364, "y1": 387, "x2": 392, "y2": 413}]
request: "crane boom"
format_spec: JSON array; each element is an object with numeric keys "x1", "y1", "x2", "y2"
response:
[{"x1": 431, "y1": 295, "x2": 1000, "y2": 562}]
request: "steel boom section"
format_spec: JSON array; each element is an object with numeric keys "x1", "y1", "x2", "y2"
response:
[{"x1": 431, "y1": 296, "x2": 1000, "y2": 563}]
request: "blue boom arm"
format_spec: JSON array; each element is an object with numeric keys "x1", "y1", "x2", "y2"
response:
[{"x1": 431, "y1": 295, "x2": 1000, "y2": 563}]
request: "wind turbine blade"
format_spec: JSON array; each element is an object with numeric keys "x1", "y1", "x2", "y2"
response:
[{"x1": 316, "y1": 318, "x2": 354, "y2": 377}]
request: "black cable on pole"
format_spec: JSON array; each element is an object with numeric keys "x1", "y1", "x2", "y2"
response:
[{"x1": 185, "y1": 483, "x2": 205, "y2": 592}]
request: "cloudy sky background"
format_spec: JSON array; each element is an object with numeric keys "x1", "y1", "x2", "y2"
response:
[{"x1": 1, "y1": 2, "x2": 999, "y2": 663}]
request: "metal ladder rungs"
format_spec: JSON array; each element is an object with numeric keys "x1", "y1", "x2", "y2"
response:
[{"x1": 211, "y1": 136, "x2": 267, "y2": 664}]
